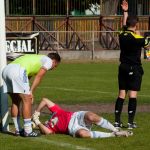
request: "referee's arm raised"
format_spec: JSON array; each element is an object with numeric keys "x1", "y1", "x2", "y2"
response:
[{"x1": 121, "y1": 0, "x2": 128, "y2": 26}]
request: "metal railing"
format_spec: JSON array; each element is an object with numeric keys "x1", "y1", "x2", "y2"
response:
[
  {"x1": 5, "y1": 16, "x2": 150, "y2": 51},
  {"x1": 7, "y1": 30, "x2": 149, "y2": 53},
  {"x1": 6, "y1": 16, "x2": 150, "y2": 32}
]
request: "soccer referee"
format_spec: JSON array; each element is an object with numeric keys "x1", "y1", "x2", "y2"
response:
[{"x1": 114, "y1": 0, "x2": 150, "y2": 129}]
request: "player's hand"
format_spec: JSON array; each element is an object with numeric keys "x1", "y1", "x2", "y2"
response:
[
  {"x1": 33, "y1": 111, "x2": 40, "y2": 119},
  {"x1": 31, "y1": 97, "x2": 34, "y2": 104},
  {"x1": 121, "y1": 0, "x2": 128, "y2": 11},
  {"x1": 32, "y1": 111, "x2": 41, "y2": 126}
]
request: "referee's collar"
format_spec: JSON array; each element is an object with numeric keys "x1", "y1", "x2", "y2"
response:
[{"x1": 126, "y1": 29, "x2": 135, "y2": 33}]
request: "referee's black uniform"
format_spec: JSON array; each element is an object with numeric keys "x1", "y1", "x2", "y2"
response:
[
  {"x1": 119, "y1": 27, "x2": 148, "y2": 91},
  {"x1": 114, "y1": 26, "x2": 149, "y2": 128}
]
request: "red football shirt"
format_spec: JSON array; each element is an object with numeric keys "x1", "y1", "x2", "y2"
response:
[{"x1": 45, "y1": 104, "x2": 73, "y2": 134}]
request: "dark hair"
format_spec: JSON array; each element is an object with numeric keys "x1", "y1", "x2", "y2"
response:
[
  {"x1": 47, "y1": 52, "x2": 61, "y2": 62},
  {"x1": 126, "y1": 16, "x2": 139, "y2": 27}
]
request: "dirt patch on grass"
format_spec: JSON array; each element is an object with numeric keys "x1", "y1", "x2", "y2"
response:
[{"x1": 60, "y1": 103, "x2": 150, "y2": 113}]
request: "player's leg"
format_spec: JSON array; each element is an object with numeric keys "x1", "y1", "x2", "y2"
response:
[
  {"x1": 68, "y1": 111, "x2": 132, "y2": 138},
  {"x1": 128, "y1": 90, "x2": 137, "y2": 129},
  {"x1": 84, "y1": 111, "x2": 118, "y2": 132},
  {"x1": 114, "y1": 90, "x2": 126, "y2": 128},
  {"x1": 19, "y1": 93, "x2": 32, "y2": 118},
  {"x1": 127, "y1": 65, "x2": 143, "y2": 129},
  {"x1": 9, "y1": 93, "x2": 22, "y2": 135},
  {"x1": 19, "y1": 93, "x2": 39, "y2": 137},
  {"x1": 75, "y1": 129, "x2": 132, "y2": 138},
  {"x1": 75, "y1": 129, "x2": 115, "y2": 138},
  {"x1": 114, "y1": 64, "x2": 128, "y2": 127}
]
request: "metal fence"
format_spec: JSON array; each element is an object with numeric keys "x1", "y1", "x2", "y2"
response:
[
  {"x1": 7, "y1": 30, "x2": 149, "y2": 53},
  {"x1": 6, "y1": 16, "x2": 150, "y2": 51},
  {"x1": 6, "y1": 16, "x2": 150, "y2": 32}
]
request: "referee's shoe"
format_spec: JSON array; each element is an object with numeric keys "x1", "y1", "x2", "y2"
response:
[
  {"x1": 114, "y1": 122, "x2": 123, "y2": 128},
  {"x1": 127, "y1": 122, "x2": 137, "y2": 129}
]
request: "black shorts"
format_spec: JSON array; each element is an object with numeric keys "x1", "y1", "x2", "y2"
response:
[{"x1": 118, "y1": 63, "x2": 144, "y2": 91}]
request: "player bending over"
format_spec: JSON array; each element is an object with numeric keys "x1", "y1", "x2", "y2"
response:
[
  {"x1": 2, "y1": 53, "x2": 61, "y2": 137},
  {"x1": 32, "y1": 98, "x2": 133, "y2": 138}
]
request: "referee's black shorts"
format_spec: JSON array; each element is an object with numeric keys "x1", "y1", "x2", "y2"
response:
[{"x1": 118, "y1": 63, "x2": 144, "y2": 91}]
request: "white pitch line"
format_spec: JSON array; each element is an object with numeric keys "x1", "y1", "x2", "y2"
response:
[
  {"x1": 33, "y1": 137, "x2": 94, "y2": 150},
  {"x1": 39, "y1": 86, "x2": 150, "y2": 98},
  {"x1": 39, "y1": 86, "x2": 113, "y2": 94}
]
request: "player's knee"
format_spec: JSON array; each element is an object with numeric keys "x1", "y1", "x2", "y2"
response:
[
  {"x1": 118, "y1": 90, "x2": 126, "y2": 99},
  {"x1": 75, "y1": 130, "x2": 91, "y2": 138},
  {"x1": 86, "y1": 112, "x2": 99, "y2": 122},
  {"x1": 128, "y1": 91, "x2": 137, "y2": 98}
]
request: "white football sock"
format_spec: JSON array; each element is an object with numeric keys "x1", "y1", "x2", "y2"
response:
[
  {"x1": 97, "y1": 118, "x2": 118, "y2": 132},
  {"x1": 90, "y1": 131, "x2": 115, "y2": 138},
  {"x1": 24, "y1": 118, "x2": 32, "y2": 134},
  {"x1": 12, "y1": 117, "x2": 21, "y2": 131}
]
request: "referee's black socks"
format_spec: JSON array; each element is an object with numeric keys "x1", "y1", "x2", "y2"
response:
[
  {"x1": 115, "y1": 97, "x2": 124, "y2": 123},
  {"x1": 128, "y1": 98, "x2": 137, "y2": 124}
]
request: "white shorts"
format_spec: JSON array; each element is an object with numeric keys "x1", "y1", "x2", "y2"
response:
[
  {"x1": 2, "y1": 64, "x2": 30, "y2": 94},
  {"x1": 68, "y1": 111, "x2": 92, "y2": 137}
]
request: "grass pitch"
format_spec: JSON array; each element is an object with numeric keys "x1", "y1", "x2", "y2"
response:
[
  {"x1": 0, "y1": 113, "x2": 150, "y2": 150},
  {"x1": 0, "y1": 60, "x2": 150, "y2": 150},
  {"x1": 35, "y1": 60, "x2": 150, "y2": 104}
]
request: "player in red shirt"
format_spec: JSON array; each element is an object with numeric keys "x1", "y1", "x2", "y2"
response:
[{"x1": 32, "y1": 98, "x2": 133, "y2": 138}]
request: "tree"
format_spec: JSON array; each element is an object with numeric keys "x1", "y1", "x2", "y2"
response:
[
  {"x1": 101, "y1": 0, "x2": 119, "y2": 15},
  {"x1": 70, "y1": 0, "x2": 100, "y2": 15}
]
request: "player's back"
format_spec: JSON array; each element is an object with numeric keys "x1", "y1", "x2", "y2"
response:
[
  {"x1": 11, "y1": 54, "x2": 44, "y2": 76},
  {"x1": 119, "y1": 30, "x2": 145, "y2": 65}
]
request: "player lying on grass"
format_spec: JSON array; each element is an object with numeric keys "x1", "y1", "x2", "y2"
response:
[{"x1": 32, "y1": 98, "x2": 133, "y2": 138}]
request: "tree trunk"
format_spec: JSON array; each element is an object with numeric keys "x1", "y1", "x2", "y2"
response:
[{"x1": 101, "y1": 0, "x2": 119, "y2": 15}]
